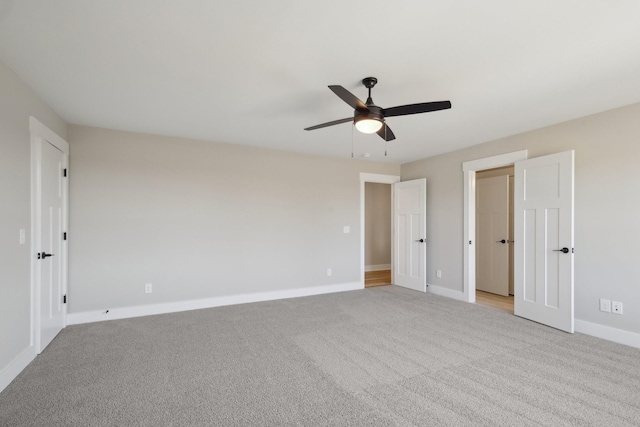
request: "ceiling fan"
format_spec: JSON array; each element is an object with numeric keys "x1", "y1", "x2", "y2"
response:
[{"x1": 304, "y1": 77, "x2": 451, "y2": 141}]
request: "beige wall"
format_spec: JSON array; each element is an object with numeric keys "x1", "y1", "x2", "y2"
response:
[
  {"x1": 0, "y1": 61, "x2": 67, "y2": 376},
  {"x1": 365, "y1": 183, "x2": 391, "y2": 268},
  {"x1": 402, "y1": 102, "x2": 640, "y2": 334},
  {"x1": 67, "y1": 125, "x2": 400, "y2": 312}
]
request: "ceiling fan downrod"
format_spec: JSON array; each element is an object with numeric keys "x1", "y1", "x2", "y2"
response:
[{"x1": 362, "y1": 77, "x2": 377, "y2": 104}]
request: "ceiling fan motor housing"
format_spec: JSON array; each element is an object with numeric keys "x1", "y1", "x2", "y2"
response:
[{"x1": 354, "y1": 105, "x2": 383, "y2": 123}]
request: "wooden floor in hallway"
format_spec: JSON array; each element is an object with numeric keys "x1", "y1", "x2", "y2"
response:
[
  {"x1": 475, "y1": 290, "x2": 514, "y2": 314},
  {"x1": 365, "y1": 270, "x2": 391, "y2": 288}
]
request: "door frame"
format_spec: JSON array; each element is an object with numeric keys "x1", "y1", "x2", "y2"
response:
[
  {"x1": 30, "y1": 117, "x2": 69, "y2": 353},
  {"x1": 462, "y1": 150, "x2": 528, "y2": 303},
  {"x1": 360, "y1": 173, "x2": 400, "y2": 287}
]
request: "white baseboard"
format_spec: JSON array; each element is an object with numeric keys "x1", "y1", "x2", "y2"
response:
[
  {"x1": 365, "y1": 264, "x2": 391, "y2": 272},
  {"x1": 575, "y1": 319, "x2": 640, "y2": 349},
  {"x1": 68, "y1": 282, "x2": 363, "y2": 325},
  {"x1": 424, "y1": 286, "x2": 639, "y2": 349},
  {"x1": 0, "y1": 345, "x2": 36, "y2": 394},
  {"x1": 426, "y1": 283, "x2": 467, "y2": 301}
]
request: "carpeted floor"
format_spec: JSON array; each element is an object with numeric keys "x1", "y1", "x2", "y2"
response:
[{"x1": 1, "y1": 286, "x2": 639, "y2": 426}]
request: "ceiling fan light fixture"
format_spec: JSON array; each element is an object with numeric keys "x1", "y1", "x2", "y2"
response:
[
  {"x1": 304, "y1": 77, "x2": 450, "y2": 143},
  {"x1": 354, "y1": 116, "x2": 383, "y2": 134}
]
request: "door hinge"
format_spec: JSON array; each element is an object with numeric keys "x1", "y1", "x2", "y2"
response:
[
  {"x1": 63, "y1": 232, "x2": 67, "y2": 241},
  {"x1": 63, "y1": 294, "x2": 67, "y2": 304},
  {"x1": 63, "y1": 168, "x2": 67, "y2": 177}
]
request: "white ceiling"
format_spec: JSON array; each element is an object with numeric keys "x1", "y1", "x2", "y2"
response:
[{"x1": 1, "y1": 1, "x2": 640, "y2": 163}]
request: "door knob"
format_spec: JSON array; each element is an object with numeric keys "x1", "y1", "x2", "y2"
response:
[
  {"x1": 40, "y1": 252, "x2": 54, "y2": 259},
  {"x1": 496, "y1": 239, "x2": 506, "y2": 244},
  {"x1": 415, "y1": 239, "x2": 425, "y2": 243},
  {"x1": 553, "y1": 247, "x2": 570, "y2": 254}
]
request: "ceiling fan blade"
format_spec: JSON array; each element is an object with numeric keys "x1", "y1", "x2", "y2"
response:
[
  {"x1": 304, "y1": 117, "x2": 353, "y2": 131},
  {"x1": 383, "y1": 101, "x2": 451, "y2": 117},
  {"x1": 376, "y1": 123, "x2": 396, "y2": 141},
  {"x1": 328, "y1": 85, "x2": 368, "y2": 111}
]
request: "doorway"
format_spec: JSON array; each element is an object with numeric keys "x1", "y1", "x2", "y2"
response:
[
  {"x1": 364, "y1": 182, "x2": 392, "y2": 287},
  {"x1": 359, "y1": 173, "x2": 400, "y2": 288},
  {"x1": 475, "y1": 166, "x2": 514, "y2": 314},
  {"x1": 462, "y1": 150, "x2": 527, "y2": 303}
]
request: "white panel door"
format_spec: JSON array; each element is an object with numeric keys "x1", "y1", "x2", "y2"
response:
[
  {"x1": 38, "y1": 140, "x2": 65, "y2": 351},
  {"x1": 393, "y1": 179, "x2": 426, "y2": 292},
  {"x1": 476, "y1": 175, "x2": 509, "y2": 296},
  {"x1": 514, "y1": 151, "x2": 574, "y2": 332}
]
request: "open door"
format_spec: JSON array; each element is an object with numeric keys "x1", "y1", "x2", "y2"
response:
[
  {"x1": 514, "y1": 151, "x2": 574, "y2": 332},
  {"x1": 393, "y1": 178, "x2": 426, "y2": 292},
  {"x1": 38, "y1": 140, "x2": 66, "y2": 351},
  {"x1": 31, "y1": 117, "x2": 68, "y2": 353}
]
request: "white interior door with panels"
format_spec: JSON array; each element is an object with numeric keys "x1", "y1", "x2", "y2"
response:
[
  {"x1": 31, "y1": 117, "x2": 68, "y2": 353},
  {"x1": 514, "y1": 150, "x2": 574, "y2": 333},
  {"x1": 476, "y1": 175, "x2": 510, "y2": 296},
  {"x1": 393, "y1": 178, "x2": 426, "y2": 292}
]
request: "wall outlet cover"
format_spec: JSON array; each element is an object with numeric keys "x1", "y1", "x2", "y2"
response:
[{"x1": 612, "y1": 301, "x2": 623, "y2": 315}]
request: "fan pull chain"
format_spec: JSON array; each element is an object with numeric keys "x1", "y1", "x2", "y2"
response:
[
  {"x1": 385, "y1": 126, "x2": 388, "y2": 157},
  {"x1": 351, "y1": 124, "x2": 354, "y2": 158}
]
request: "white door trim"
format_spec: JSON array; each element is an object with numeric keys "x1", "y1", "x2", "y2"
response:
[
  {"x1": 30, "y1": 117, "x2": 69, "y2": 353},
  {"x1": 360, "y1": 173, "x2": 400, "y2": 287},
  {"x1": 462, "y1": 150, "x2": 528, "y2": 302}
]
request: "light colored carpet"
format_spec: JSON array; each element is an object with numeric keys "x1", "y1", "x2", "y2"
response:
[{"x1": 1, "y1": 286, "x2": 639, "y2": 426}]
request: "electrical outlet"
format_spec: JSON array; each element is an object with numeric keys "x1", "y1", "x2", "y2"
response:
[
  {"x1": 343, "y1": 226, "x2": 350, "y2": 234},
  {"x1": 327, "y1": 268, "x2": 332, "y2": 277},
  {"x1": 145, "y1": 283, "x2": 153, "y2": 294},
  {"x1": 599, "y1": 299, "x2": 611, "y2": 313},
  {"x1": 436, "y1": 270, "x2": 442, "y2": 279},
  {"x1": 612, "y1": 301, "x2": 623, "y2": 315}
]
